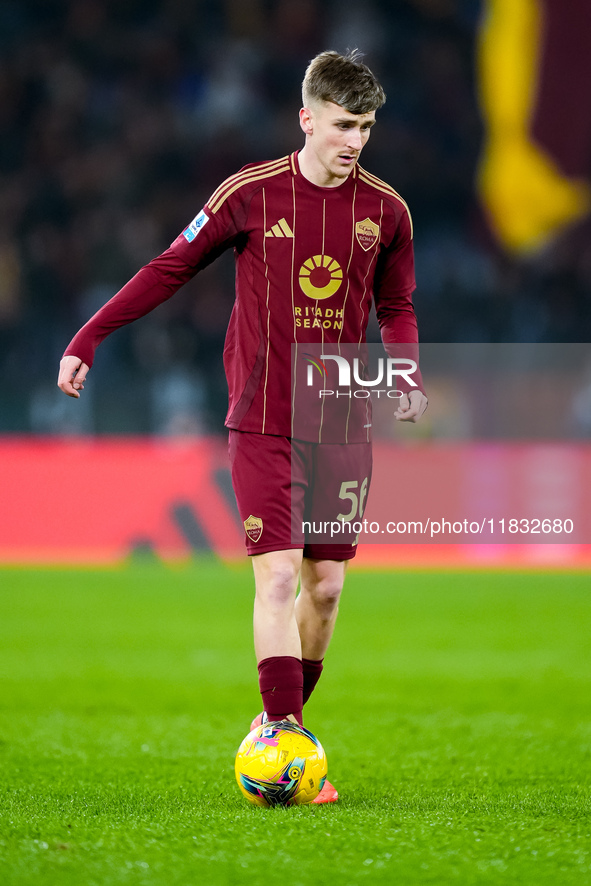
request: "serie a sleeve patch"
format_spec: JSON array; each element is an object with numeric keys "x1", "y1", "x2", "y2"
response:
[{"x1": 182, "y1": 209, "x2": 210, "y2": 243}]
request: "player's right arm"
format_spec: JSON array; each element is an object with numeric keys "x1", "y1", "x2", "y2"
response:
[
  {"x1": 59, "y1": 247, "x2": 200, "y2": 380},
  {"x1": 58, "y1": 355, "x2": 90, "y2": 398},
  {"x1": 57, "y1": 195, "x2": 243, "y2": 397}
]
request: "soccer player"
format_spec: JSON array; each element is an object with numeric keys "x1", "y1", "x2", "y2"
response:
[{"x1": 58, "y1": 50, "x2": 428, "y2": 803}]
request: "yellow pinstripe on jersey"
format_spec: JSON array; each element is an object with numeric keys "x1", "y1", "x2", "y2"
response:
[
  {"x1": 357, "y1": 167, "x2": 414, "y2": 238},
  {"x1": 207, "y1": 157, "x2": 291, "y2": 214}
]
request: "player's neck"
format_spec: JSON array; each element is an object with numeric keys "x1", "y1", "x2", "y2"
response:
[{"x1": 297, "y1": 147, "x2": 351, "y2": 189}]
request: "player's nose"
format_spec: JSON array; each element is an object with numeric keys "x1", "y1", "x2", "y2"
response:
[{"x1": 347, "y1": 129, "x2": 363, "y2": 151}]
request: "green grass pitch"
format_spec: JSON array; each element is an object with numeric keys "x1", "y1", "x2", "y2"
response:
[{"x1": 0, "y1": 562, "x2": 590, "y2": 885}]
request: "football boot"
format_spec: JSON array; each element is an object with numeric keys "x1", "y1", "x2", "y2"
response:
[
  {"x1": 312, "y1": 778, "x2": 338, "y2": 804},
  {"x1": 249, "y1": 711, "x2": 268, "y2": 732}
]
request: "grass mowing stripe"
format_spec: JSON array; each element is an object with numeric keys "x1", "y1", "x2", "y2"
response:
[{"x1": 0, "y1": 564, "x2": 589, "y2": 885}]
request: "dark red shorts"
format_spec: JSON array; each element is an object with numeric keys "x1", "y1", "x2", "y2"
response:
[{"x1": 229, "y1": 430, "x2": 372, "y2": 559}]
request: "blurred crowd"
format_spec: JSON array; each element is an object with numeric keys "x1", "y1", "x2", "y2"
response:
[{"x1": 1, "y1": 0, "x2": 590, "y2": 435}]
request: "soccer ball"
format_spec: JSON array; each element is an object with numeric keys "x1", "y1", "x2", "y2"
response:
[{"x1": 235, "y1": 721, "x2": 328, "y2": 807}]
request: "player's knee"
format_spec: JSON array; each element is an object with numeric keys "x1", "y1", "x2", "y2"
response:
[
  {"x1": 255, "y1": 558, "x2": 299, "y2": 608},
  {"x1": 307, "y1": 576, "x2": 343, "y2": 613}
]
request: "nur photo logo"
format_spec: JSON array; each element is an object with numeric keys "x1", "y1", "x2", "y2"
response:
[{"x1": 303, "y1": 352, "x2": 418, "y2": 399}]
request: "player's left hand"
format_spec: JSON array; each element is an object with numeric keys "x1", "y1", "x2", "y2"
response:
[{"x1": 394, "y1": 390, "x2": 428, "y2": 423}]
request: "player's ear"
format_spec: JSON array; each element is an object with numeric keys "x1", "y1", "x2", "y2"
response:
[{"x1": 299, "y1": 107, "x2": 314, "y2": 136}]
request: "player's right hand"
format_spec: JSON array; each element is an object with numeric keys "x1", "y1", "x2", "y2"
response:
[{"x1": 58, "y1": 355, "x2": 89, "y2": 398}]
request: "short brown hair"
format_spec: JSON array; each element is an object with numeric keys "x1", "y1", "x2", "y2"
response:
[{"x1": 302, "y1": 50, "x2": 386, "y2": 115}]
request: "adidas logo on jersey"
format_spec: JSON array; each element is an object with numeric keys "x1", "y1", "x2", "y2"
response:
[{"x1": 265, "y1": 218, "x2": 294, "y2": 238}]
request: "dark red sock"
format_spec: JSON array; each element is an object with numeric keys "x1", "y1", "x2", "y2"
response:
[
  {"x1": 302, "y1": 657, "x2": 324, "y2": 705},
  {"x1": 258, "y1": 656, "x2": 303, "y2": 725}
]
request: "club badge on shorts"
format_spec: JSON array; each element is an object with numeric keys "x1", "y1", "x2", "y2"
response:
[
  {"x1": 244, "y1": 515, "x2": 263, "y2": 543},
  {"x1": 355, "y1": 218, "x2": 379, "y2": 251}
]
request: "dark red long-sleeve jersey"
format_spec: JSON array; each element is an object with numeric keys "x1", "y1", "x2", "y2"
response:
[{"x1": 65, "y1": 151, "x2": 423, "y2": 442}]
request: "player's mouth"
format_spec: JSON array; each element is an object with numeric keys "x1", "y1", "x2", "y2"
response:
[{"x1": 338, "y1": 154, "x2": 357, "y2": 166}]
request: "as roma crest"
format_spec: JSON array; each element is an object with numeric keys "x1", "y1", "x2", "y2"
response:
[
  {"x1": 244, "y1": 515, "x2": 263, "y2": 543},
  {"x1": 355, "y1": 218, "x2": 380, "y2": 251}
]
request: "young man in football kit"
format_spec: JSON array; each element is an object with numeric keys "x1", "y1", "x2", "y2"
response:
[{"x1": 58, "y1": 50, "x2": 428, "y2": 803}]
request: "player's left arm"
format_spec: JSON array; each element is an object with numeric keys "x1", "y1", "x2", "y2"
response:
[{"x1": 373, "y1": 204, "x2": 427, "y2": 423}]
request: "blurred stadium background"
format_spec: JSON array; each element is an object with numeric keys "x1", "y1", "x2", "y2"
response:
[{"x1": 1, "y1": 0, "x2": 590, "y2": 568}]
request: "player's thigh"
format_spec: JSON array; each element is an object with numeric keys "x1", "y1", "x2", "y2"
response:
[
  {"x1": 303, "y1": 441, "x2": 372, "y2": 559},
  {"x1": 229, "y1": 430, "x2": 308, "y2": 555}
]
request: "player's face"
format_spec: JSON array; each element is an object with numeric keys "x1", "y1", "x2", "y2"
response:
[{"x1": 299, "y1": 101, "x2": 376, "y2": 187}]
